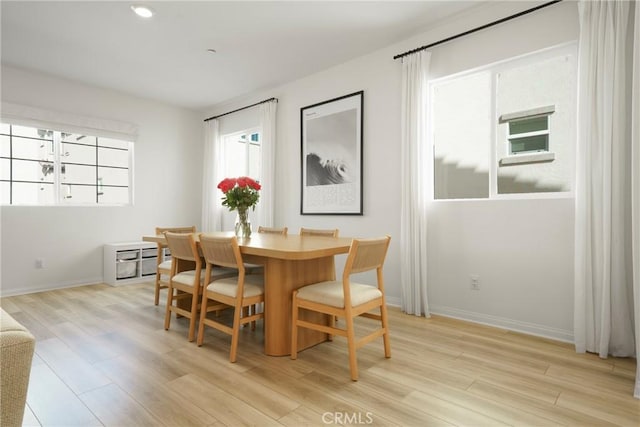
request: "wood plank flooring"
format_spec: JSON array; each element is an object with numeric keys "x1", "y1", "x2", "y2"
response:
[{"x1": 1, "y1": 282, "x2": 638, "y2": 426}]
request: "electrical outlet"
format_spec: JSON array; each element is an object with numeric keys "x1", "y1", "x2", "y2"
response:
[
  {"x1": 470, "y1": 275, "x2": 480, "y2": 290},
  {"x1": 35, "y1": 258, "x2": 44, "y2": 269}
]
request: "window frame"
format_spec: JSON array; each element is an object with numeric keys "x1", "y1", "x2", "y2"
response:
[
  {"x1": 0, "y1": 122, "x2": 134, "y2": 206},
  {"x1": 221, "y1": 127, "x2": 261, "y2": 180},
  {"x1": 500, "y1": 105, "x2": 555, "y2": 156},
  {"x1": 507, "y1": 116, "x2": 550, "y2": 155},
  {"x1": 428, "y1": 42, "x2": 577, "y2": 202}
]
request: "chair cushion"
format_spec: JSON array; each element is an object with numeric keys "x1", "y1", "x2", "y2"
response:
[
  {"x1": 171, "y1": 270, "x2": 204, "y2": 287},
  {"x1": 206, "y1": 274, "x2": 264, "y2": 298},
  {"x1": 158, "y1": 260, "x2": 172, "y2": 271},
  {"x1": 296, "y1": 281, "x2": 382, "y2": 308},
  {"x1": 158, "y1": 261, "x2": 172, "y2": 279},
  {"x1": 172, "y1": 268, "x2": 237, "y2": 286}
]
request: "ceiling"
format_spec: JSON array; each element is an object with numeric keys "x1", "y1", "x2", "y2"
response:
[{"x1": 1, "y1": 1, "x2": 482, "y2": 111}]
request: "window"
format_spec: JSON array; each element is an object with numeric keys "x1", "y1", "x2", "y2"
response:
[
  {"x1": 222, "y1": 129, "x2": 261, "y2": 180},
  {"x1": 430, "y1": 43, "x2": 576, "y2": 199},
  {"x1": 0, "y1": 123, "x2": 132, "y2": 205},
  {"x1": 502, "y1": 106, "x2": 554, "y2": 155}
]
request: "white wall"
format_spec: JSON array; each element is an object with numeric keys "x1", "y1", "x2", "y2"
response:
[
  {"x1": 1, "y1": 66, "x2": 203, "y2": 295},
  {"x1": 204, "y1": 1, "x2": 579, "y2": 340},
  {"x1": 1, "y1": 1, "x2": 580, "y2": 340},
  {"x1": 424, "y1": 1, "x2": 578, "y2": 341}
]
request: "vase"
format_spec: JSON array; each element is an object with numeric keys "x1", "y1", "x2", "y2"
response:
[{"x1": 235, "y1": 209, "x2": 252, "y2": 238}]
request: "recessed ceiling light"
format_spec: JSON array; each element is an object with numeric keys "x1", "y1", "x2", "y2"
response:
[{"x1": 131, "y1": 5, "x2": 154, "y2": 18}]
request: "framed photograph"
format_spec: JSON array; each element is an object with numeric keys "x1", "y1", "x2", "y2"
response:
[{"x1": 300, "y1": 91, "x2": 363, "y2": 215}]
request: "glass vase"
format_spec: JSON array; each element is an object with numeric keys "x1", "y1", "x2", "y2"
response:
[{"x1": 235, "y1": 209, "x2": 252, "y2": 238}]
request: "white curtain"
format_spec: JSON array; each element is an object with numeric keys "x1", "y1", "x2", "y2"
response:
[
  {"x1": 574, "y1": 0, "x2": 639, "y2": 396},
  {"x1": 257, "y1": 100, "x2": 277, "y2": 227},
  {"x1": 201, "y1": 118, "x2": 225, "y2": 232},
  {"x1": 400, "y1": 51, "x2": 431, "y2": 316},
  {"x1": 631, "y1": 0, "x2": 640, "y2": 400}
]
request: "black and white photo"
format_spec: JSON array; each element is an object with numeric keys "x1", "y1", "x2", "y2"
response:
[{"x1": 300, "y1": 91, "x2": 363, "y2": 215}]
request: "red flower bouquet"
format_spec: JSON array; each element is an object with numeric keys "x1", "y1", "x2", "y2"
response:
[
  {"x1": 217, "y1": 176, "x2": 261, "y2": 212},
  {"x1": 217, "y1": 176, "x2": 261, "y2": 237}
]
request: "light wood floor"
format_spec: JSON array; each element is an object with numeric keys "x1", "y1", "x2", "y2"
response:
[{"x1": 1, "y1": 282, "x2": 639, "y2": 426}]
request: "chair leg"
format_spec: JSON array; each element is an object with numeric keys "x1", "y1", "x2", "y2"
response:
[
  {"x1": 154, "y1": 274, "x2": 161, "y2": 305},
  {"x1": 380, "y1": 304, "x2": 391, "y2": 358},
  {"x1": 187, "y1": 291, "x2": 198, "y2": 342},
  {"x1": 251, "y1": 304, "x2": 257, "y2": 330},
  {"x1": 197, "y1": 293, "x2": 208, "y2": 346},
  {"x1": 229, "y1": 304, "x2": 242, "y2": 363},
  {"x1": 345, "y1": 315, "x2": 358, "y2": 381},
  {"x1": 242, "y1": 306, "x2": 249, "y2": 328},
  {"x1": 164, "y1": 286, "x2": 174, "y2": 331},
  {"x1": 290, "y1": 291, "x2": 299, "y2": 360}
]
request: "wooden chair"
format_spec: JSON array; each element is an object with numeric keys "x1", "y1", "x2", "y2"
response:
[
  {"x1": 246, "y1": 226, "x2": 288, "y2": 275},
  {"x1": 197, "y1": 235, "x2": 265, "y2": 362},
  {"x1": 300, "y1": 227, "x2": 340, "y2": 321},
  {"x1": 163, "y1": 232, "x2": 236, "y2": 341},
  {"x1": 257, "y1": 226, "x2": 288, "y2": 235},
  {"x1": 291, "y1": 235, "x2": 391, "y2": 381},
  {"x1": 299, "y1": 227, "x2": 339, "y2": 237},
  {"x1": 154, "y1": 226, "x2": 196, "y2": 305}
]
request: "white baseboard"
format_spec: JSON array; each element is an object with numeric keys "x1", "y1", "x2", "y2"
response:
[
  {"x1": 430, "y1": 305, "x2": 574, "y2": 343},
  {"x1": 0, "y1": 276, "x2": 105, "y2": 297},
  {"x1": 385, "y1": 296, "x2": 401, "y2": 307}
]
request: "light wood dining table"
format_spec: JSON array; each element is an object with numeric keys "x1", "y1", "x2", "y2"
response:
[{"x1": 143, "y1": 232, "x2": 352, "y2": 356}]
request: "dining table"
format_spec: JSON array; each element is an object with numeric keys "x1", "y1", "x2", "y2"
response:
[{"x1": 143, "y1": 231, "x2": 353, "y2": 356}]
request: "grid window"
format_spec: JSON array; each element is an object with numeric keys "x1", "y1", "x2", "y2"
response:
[{"x1": 0, "y1": 123, "x2": 132, "y2": 205}]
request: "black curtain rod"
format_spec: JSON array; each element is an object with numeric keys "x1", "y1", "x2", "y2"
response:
[
  {"x1": 204, "y1": 97, "x2": 278, "y2": 122},
  {"x1": 393, "y1": 0, "x2": 563, "y2": 60}
]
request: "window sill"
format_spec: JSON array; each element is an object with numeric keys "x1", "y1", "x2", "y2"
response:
[{"x1": 499, "y1": 152, "x2": 555, "y2": 166}]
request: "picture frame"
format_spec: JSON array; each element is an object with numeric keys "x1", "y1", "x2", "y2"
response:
[{"x1": 300, "y1": 90, "x2": 363, "y2": 215}]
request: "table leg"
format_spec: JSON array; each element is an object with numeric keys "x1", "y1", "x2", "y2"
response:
[{"x1": 262, "y1": 256, "x2": 335, "y2": 356}]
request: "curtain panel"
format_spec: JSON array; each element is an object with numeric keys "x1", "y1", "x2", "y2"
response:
[
  {"x1": 631, "y1": 0, "x2": 640, "y2": 400},
  {"x1": 258, "y1": 100, "x2": 277, "y2": 228},
  {"x1": 201, "y1": 118, "x2": 224, "y2": 232},
  {"x1": 400, "y1": 50, "x2": 431, "y2": 316},
  {"x1": 574, "y1": 0, "x2": 639, "y2": 398}
]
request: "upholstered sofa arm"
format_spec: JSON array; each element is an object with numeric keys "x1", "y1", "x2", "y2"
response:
[{"x1": 0, "y1": 308, "x2": 35, "y2": 427}]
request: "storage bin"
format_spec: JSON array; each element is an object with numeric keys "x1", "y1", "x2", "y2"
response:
[
  {"x1": 141, "y1": 258, "x2": 156, "y2": 276},
  {"x1": 116, "y1": 261, "x2": 138, "y2": 279},
  {"x1": 141, "y1": 248, "x2": 157, "y2": 258},
  {"x1": 116, "y1": 250, "x2": 138, "y2": 261}
]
